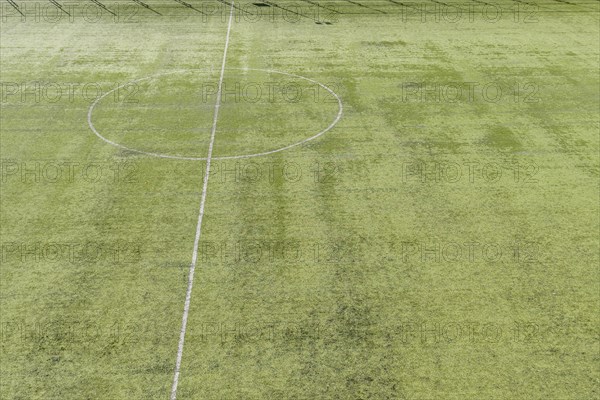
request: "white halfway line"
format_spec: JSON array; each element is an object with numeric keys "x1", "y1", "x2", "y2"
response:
[{"x1": 170, "y1": 1, "x2": 235, "y2": 399}]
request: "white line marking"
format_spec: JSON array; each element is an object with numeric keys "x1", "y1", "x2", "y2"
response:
[
  {"x1": 170, "y1": 2, "x2": 235, "y2": 399},
  {"x1": 87, "y1": 68, "x2": 343, "y2": 161}
]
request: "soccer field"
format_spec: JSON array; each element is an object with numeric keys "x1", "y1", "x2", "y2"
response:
[{"x1": 1, "y1": 1, "x2": 599, "y2": 399}]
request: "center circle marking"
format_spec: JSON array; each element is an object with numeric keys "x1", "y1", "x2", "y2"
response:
[{"x1": 87, "y1": 68, "x2": 343, "y2": 161}]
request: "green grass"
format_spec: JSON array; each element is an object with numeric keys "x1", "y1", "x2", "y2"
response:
[{"x1": 1, "y1": 1, "x2": 599, "y2": 399}]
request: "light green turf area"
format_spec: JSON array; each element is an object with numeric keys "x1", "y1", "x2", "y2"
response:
[{"x1": 1, "y1": 1, "x2": 598, "y2": 399}]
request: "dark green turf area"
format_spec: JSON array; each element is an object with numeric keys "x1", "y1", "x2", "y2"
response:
[{"x1": 1, "y1": 1, "x2": 598, "y2": 399}]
